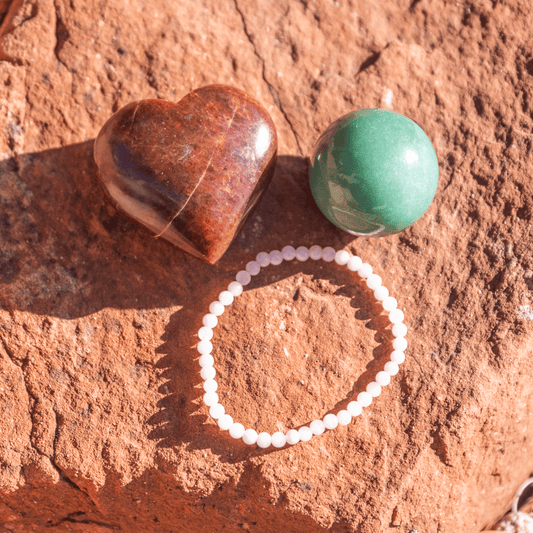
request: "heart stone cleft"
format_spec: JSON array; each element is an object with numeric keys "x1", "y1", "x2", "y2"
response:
[{"x1": 93, "y1": 85, "x2": 278, "y2": 264}]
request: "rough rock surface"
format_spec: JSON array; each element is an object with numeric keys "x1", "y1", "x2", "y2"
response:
[{"x1": 0, "y1": 0, "x2": 533, "y2": 532}]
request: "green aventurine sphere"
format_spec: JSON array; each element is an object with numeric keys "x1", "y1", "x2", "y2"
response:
[{"x1": 309, "y1": 109, "x2": 439, "y2": 236}]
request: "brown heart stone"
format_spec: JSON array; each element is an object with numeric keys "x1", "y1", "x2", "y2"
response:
[{"x1": 93, "y1": 85, "x2": 277, "y2": 264}]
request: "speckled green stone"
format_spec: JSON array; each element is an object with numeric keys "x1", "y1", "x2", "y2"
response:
[{"x1": 309, "y1": 109, "x2": 439, "y2": 236}]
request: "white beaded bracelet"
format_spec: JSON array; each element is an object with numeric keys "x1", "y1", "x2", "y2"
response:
[{"x1": 197, "y1": 245, "x2": 407, "y2": 449}]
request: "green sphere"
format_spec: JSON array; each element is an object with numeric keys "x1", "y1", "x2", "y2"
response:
[{"x1": 309, "y1": 109, "x2": 439, "y2": 236}]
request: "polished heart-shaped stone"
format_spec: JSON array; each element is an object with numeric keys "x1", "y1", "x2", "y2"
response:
[{"x1": 93, "y1": 85, "x2": 277, "y2": 263}]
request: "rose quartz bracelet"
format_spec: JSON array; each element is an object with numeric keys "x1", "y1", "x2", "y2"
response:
[{"x1": 197, "y1": 245, "x2": 407, "y2": 449}]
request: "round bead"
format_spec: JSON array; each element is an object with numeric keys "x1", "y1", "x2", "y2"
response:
[
  {"x1": 219, "y1": 291, "x2": 234, "y2": 306},
  {"x1": 198, "y1": 326, "x2": 213, "y2": 341},
  {"x1": 393, "y1": 337, "x2": 408, "y2": 351},
  {"x1": 203, "y1": 391, "x2": 219, "y2": 406},
  {"x1": 357, "y1": 391, "x2": 372, "y2": 407},
  {"x1": 282, "y1": 245, "x2": 296, "y2": 261},
  {"x1": 209, "y1": 403, "x2": 225, "y2": 419},
  {"x1": 198, "y1": 353, "x2": 214, "y2": 368},
  {"x1": 200, "y1": 366, "x2": 216, "y2": 380},
  {"x1": 236, "y1": 270, "x2": 252, "y2": 286},
  {"x1": 374, "y1": 286, "x2": 389, "y2": 301},
  {"x1": 209, "y1": 301, "x2": 224, "y2": 317},
  {"x1": 321, "y1": 247, "x2": 336, "y2": 262},
  {"x1": 257, "y1": 432, "x2": 272, "y2": 449},
  {"x1": 309, "y1": 245, "x2": 322, "y2": 260},
  {"x1": 271, "y1": 432, "x2": 287, "y2": 448},
  {"x1": 335, "y1": 250, "x2": 350, "y2": 265},
  {"x1": 228, "y1": 281, "x2": 244, "y2": 297},
  {"x1": 392, "y1": 323, "x2": 408, "y2": 338},
  {"x1": 390, "y1": 350, "x2": 406, "y2": 364},
  {"x1": 347, "y1": 255, "x2": 362, "y2": 271},
  {"x1": 323, "y1": 413, "x2": 339, "y2": 430},
  {"x1": 337, "y1": 410, "x2": 352, "y2": 426},
  {"x1": 229, "y1": 423, "x2": 245, "y2": 439},
  {"x1": 269, "y1": 250, "x2": 283, "y2": 265},
  {"x1": 347, "y1": 401, "x2": 362, "y2": 417},
  {"x1": 389, "y1": 309, "x2": 405, "y2": 324},
  {"x1": 203, "y1": 379, "x2": 218, "y2": 393},
  {"x1": 246, "y1": 261, "x2": 261, "y2": 276},
  {"x1": 358, "y1": 263, "x2": 372, "y2": 278},
  {"x1": 310, "y1": 419, "x2": 326, "y2": 435},
  {"x1": 296, "y1": 246, "x2": 310, "y2": 261},
  {"x1": 309, "y1": 109, "x2": 439, "y2": 236},
  {"x1": 197, "y1": 340, "x2": 213, "y2": 355},
  {"x1": 218, "y1": 414, "x2": 233, "y2": 431},
  {"x1": 202, "y1": 314, "x2": 218, "y2": 328},
  {"x1": 367, "y1": 381, "x2": 382, "y2": 397},
  {"x1": 242, "y1": 428, "x2": 258, "y2": 445},
  {"x1": 382, "y1": 296, "x2": 398, "y2": 312},
  {"x1": 256, "y1": 252, "x2": 271, "y2": 267},
  {"x1": 366, "y1": 274, "x2": 382, "y2": 290},
  {"x1": 375, "y1": 371, "x2": 391, "y2": 386},
  {"x1": 385, "y1": 361, "x2": 400, "y2": 376},
  {"x1": 286, "y1": 429, "x2": 300, "y2": 445},
  {"x1": 298, "y1": 426, "x2": 313, "y2": 442}
]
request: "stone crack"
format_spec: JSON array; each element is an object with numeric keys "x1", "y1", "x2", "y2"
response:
[
  {"x1": 53, "y1": 0, "x2": 70, "y2": 70},
  {"x1": 49, "y1": 409, "x2": 103, "y2": 510},
  {"x1": 356, "y1": 42, "x2": 390, "y2": 76},
  {"x1": 233, "y1": 0, "x2": 303, "y2": 155},
  {"x1": 0, "y1": 336, "x2": 98, "y2": 506},
  {"x1": 48, "y1": 513, "x2": 117, "y2": 530},
  {"x1": 410, "y1": 353, "x2": 426, "y2": 384},
  {"x1": 0, "y1": 337, "x2": 40, "y2": 428},
  {"x1": 0, "y1": 337, "x2": 61, "y2": 477},
  {"x1": 0, "y1": 336, "x2": 18, "y2": 367},
  {"x1": 156, "y1": 105, "x2": 239, "y2": 239}
]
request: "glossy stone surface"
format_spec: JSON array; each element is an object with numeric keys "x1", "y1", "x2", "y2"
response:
[
  {"x1": 94, "y1": 85, "x2": 277, "y2": 263},
  {"x1": 309, "y1": 109, "x2": 439, "y2": 236}
]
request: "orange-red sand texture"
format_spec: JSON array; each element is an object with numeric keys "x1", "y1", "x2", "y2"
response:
[{"x1": 1, "y1": 0, "x2": 533, "y2": 531}]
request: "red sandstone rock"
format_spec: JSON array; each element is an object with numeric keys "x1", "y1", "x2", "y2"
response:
[
  {"x1": 94, "y1": 86, "x2": 277, "y2": 264},
  {"x1": 1, "y1": 0, "x2": 533, "y2": 532}
]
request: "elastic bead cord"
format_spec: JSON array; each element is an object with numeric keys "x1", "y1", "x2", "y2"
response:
[{"x1": 197, "y1": 246, "x2": 407, "y2": 449}]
